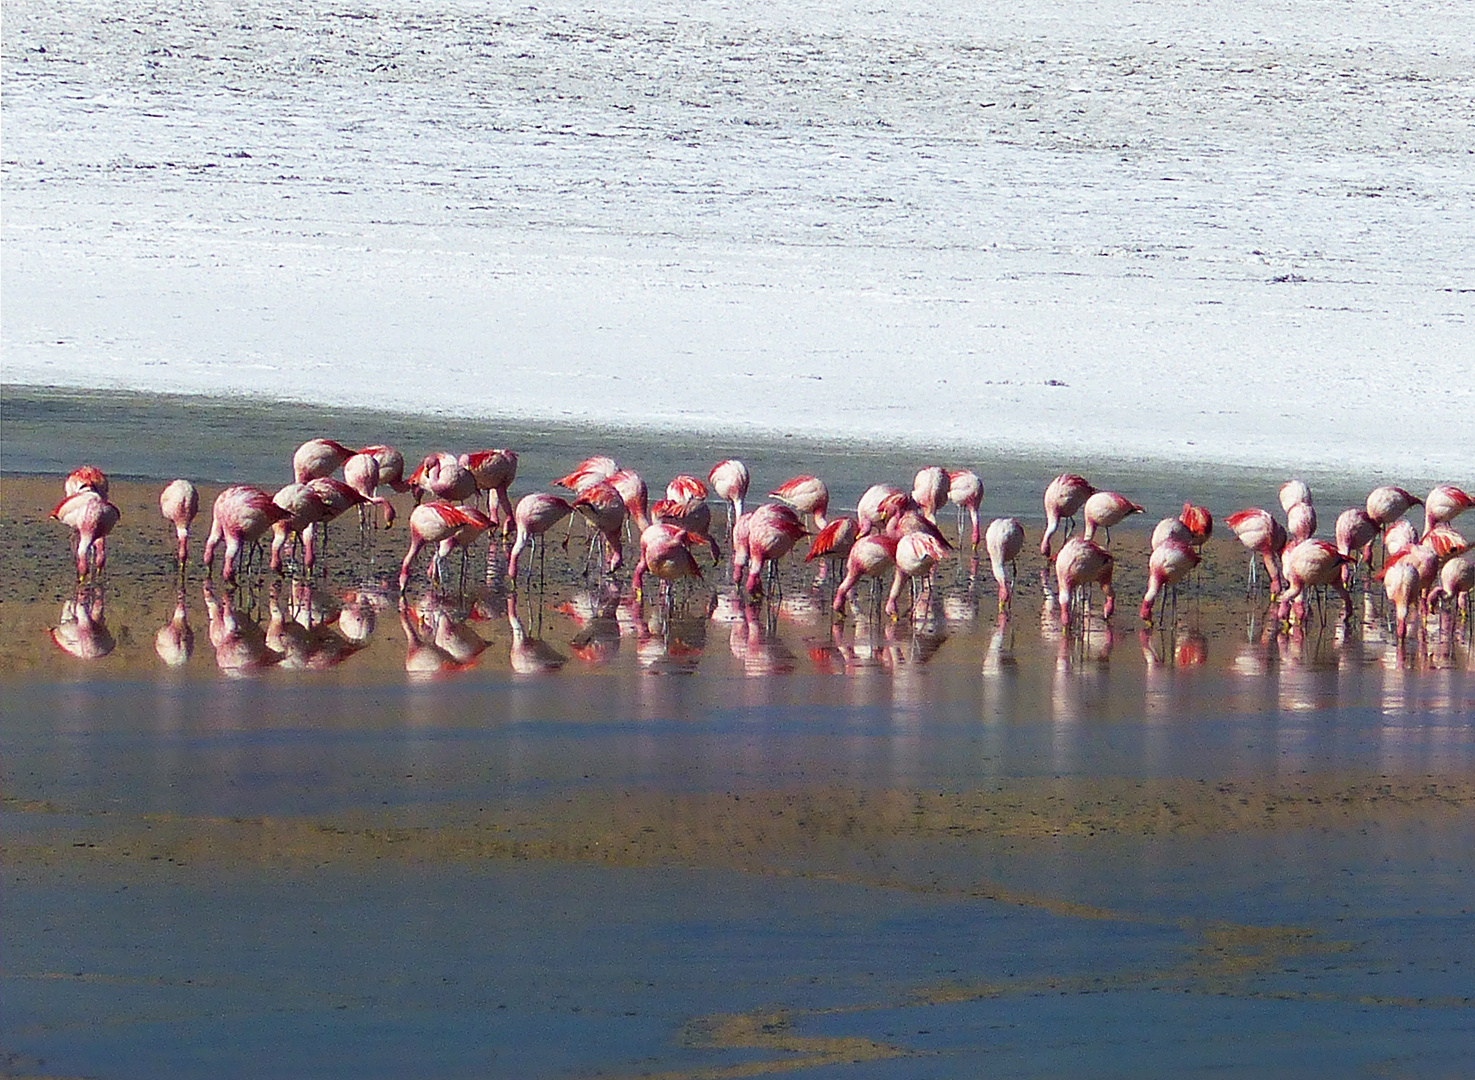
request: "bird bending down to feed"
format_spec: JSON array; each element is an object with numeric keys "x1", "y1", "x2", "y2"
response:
[
  {"x1": 831, "y1": 534, "x2": 899, "y2": 614},
  {"x1": 1140, "y1": 539, "x2": 1201, "y2": 622},
  {"x1": 708, "y1": 459, "x2": 750, "y2": 528},
  {"x1": 631, "y1": 523, "x2": 705, "y2": 599},
  {"x1": 1054, "y1": 537, "x2": 1115, "y2": 626},
  {"x1": 292, "y1": 439, "x2": 354, "y2": 484},
  {"x1": 52, "y1": 490, "x2": 121, "y2": 580},
  {"x1": 1278, "y1": 539, "x2": 1352, "y2": 625},
  {"x1": 984, "y1": 517, "x2": 1025, "y2": 608},
  {"x1": 947, "y1": 470, "x2": 983, "y2": 550},
  {"x1": 507, "y1": 494, "x2": 574, "y2": 582},
  {"x1": 1040, "y1": 474, "x2": 1095, "y2": 556},
  {"x1": 398, "y1": 503, "x2": 492, "y2": 591},
  {"x1": 1225, "y1": 508, "x2": 1287, "y2": 592},
  {"x1": 203, "y1": 486, "x2": 293, "y2": 583},
  {"x1": 159, "y1": 479, "x2": 199, "y2": 564},
  {"x1": 1081, "y1": 491, "x2": 1143, "y2": 544}
]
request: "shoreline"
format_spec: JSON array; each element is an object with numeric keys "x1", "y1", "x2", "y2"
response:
[{"x1": 1, "y1": 384, "x2": 1452, "y2": 514}]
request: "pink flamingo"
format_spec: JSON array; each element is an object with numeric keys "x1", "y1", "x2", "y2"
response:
[
  {"x1": 631, "y1": 523, "x2": 705, "y2": 599},
  {"x1": 1151, "y1": 518, "x2": 1193, "y2": 549},
  {"x1": 984, "y1": 517, "x2": 1025, "y2": 608},
  {"x1": 1432, "y1": 553, "x2": 1474, "y2": 623},
  {"x1": 1423, "y1": 525, "x2": 1470, "y2": 561},
  {"x1": 1081, "y1": 491, "x2": 1143, "y2": 544},
  {"x1": 1054, "y1": 537, "x2": 1115, "y2": 625},
  {"x1": 553, "y1": 456, "x2": 620, "y2": 493},
  {"x1": 609, "y1": 469, "x2": 651, "y2": 532},
  {"x1": 887, "y1": 532, "x2": 948, "y2": 618},
  {"x1": 507, "y1": 493, "x2": 574, "y2": 582},
  {"x1": 292, "y1": 439, "x2": 354, "y2": 484},
  {"x1": 409, "y1": 452, "x2": 477, "y2": 505},
  {"x1": 1179, "y1": 503, "x2": 1212, "y2": 546},
  {"x1": 911, "y1": 467, "x2": 950, "y2": 524},
  {"x1": 52, "y1": 490, "x2": 121, "y2": 580},
  {"x1": 708, "y1": 459, "x2": 750, "y2": 526},
  {"x1": 159, "y1": 479, "x2": 199, "y2": 564},
  {"x1": 398, "y1": 502, "x2": 492, "y2": 590},
  {"x1": 359, "y1": 445, "x2": 413, "y2": 493},
  {"x1": 805, "y1": 516, "x2": 859, "y2": 585},
  {"x1": 310, "y1": 476, "x2": 392, "y2": 528},
  {"x1": 1040, "y1": 474, "x2": 1095, "y2": 556},
  {"x1": 573, "y1": 480, "x2": 629, "y2": 573},
  {"x1": 1335, "y1": 507, "x2": 1379, "y2": 583},
  {"x1": 742, "y1": 503, "x2": 807, "y2": 597},
  {"x1": 947, "y1": 470, "x2": 983, "y2": 550},
  {"x1": 1366, "y1": 486, "x2": 1422, "y2": 528},
  {"x1": 666, "y1": 474, "x2": 709, "y2": 505},
  {"x1": 65, "y1": 464, "x2": 109, "y2": 498},
  {"x1": 856, "y1": 483, "x2": 904, "y2": 536},
  {"x1": 1286, "y1": 501, "x2": 1317, "y2": 543},
  {"x1": 460, "y1": 449, "x2": 519, "y2": 534},
  {"x1": 203, "y1": 486, "x2": 293, "y2": 583},
  {"x1": 1225, "y1": 508, "x2": 1287, "y2": 592},
  {"x1": 1279, "y1": 480, "x2": 1312, "y2": 514},
  {"x1": 1424, "y1": 485, "x2": 1474, "y2": 535},
  {"x1": 1381, "y1": 556, "x2": 1424, "y2": 640},
  {"x1": 1385, "y1": 519, "x2": 1418, "y2": 560},
  {"x1": 832, "y1": 534, "x2": 899, "y2": 614},
  {"x1": 270, "y1": 482, "x2": 332, "y2": 573},
  {"x1": 1278, "y1": 539, "x2": 1351, "y2": 625},
  {"x1": 770, "y1": 475, "x2": 832, "y2": 529},
  {"x1": 650, "y1": 497, "x2": 721, "y2": 564},
  {"x1": 1140, "y1": 539, "x2": 1201, "y2": 623}
]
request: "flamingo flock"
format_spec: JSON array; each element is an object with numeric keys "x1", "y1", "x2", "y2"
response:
[{"x1": 45, "y1": 444, "x2": 1474, "y2": 644}]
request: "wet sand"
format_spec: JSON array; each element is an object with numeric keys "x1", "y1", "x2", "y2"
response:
[{"x1": 3, "y1": 392, "x2": 1474, "y2": 1078}]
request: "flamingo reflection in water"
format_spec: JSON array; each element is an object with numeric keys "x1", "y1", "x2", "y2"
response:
[
  {"x1": 155, "y1": 591, "x2": 194, "y2": 667},
  {"x1": 203, "y1": 580, "x2": 281, "y2": 675},
  {"x1": 51, "y1": 587, "x2": 115, "y2": 660}
]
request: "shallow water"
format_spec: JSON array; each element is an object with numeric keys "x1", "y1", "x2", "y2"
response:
[{"x1": 3, "y1": 404, "x2": 1474, "y2": 1078}]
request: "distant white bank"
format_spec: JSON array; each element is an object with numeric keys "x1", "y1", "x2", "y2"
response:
[{"x1": 3, "y1": 0, "x2": 1472, "y2": 478}]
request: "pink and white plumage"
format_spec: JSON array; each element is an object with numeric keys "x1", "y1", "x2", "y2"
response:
[
  {"x1": 1139, "y1": 539, "x2": 1201, "y2": 622},
  {"x1": 506, "y1": 493, "x2": 574, "y2": 580},
  {"x1": 911, "y1": 467, "x2": 950, "y2": 524},
  {"x1": 832, "y1": 534, "x2": 899, "y2": 614},
  {"x1": 292, "y1": 439, "x2": 354, "y2": 484},
  {"x1": 984, "y1": 517, "x2": 1025, "y2": 607},
  {"x1": 52, "y1": 490, "x2": 121, "y2": 579},
  {"x1": 947, "y1": 470, "x2": 983, "y2": 549},
  {"x1": 359, "y1": 445, "x2": 413, "y2": 493},
  {"x1": 204, "y1": 485, "x2": 292, "y2": 583},
  {"x1": 399, "y1": 502, "x2": 492, "y2": 590},
  {"x1": 1040, "y1": 474, "x2": 1095, "y2": 556},
  {"x1": 1366, "y1": 486, "x2": 1422, "y2": 527},
  {"x1": 1285, "y1": 501, "x2": 1317, "y2": 543},
  {"x1": 65, "y1": 465, "x2": 109, "y2": 498},
  {"x1": 887, "y1": 532, "x2": 948, "y2": 617},
  {"x1": 1225, "y1": 508, "x2": 1287, "y2": 592},
  {"x1": 1279, "y1": 480, "x2": 1312, "y2": 515},
  {"x1": 573, "y1": 480, "x2": 629, "y2": 573},
  {"x1": 708, "y1": 459, "x2": 750, "y2": 522},
  {"x1": 741, "y1": 503, "x2": 807, "y2": 597},
  {"x1": 631, "y1": 523, "x2": 704, "y2": 595},
  {"x1": 770, "y1": 475, "x2": 831, "y2": 529},
  {"x1": 159, "y1": 479, "x2": 199, "y2": 563},
  {"x1": 856, "y1": 483, "x2": 903, "y2": 537},
  {"x1": 1081, "y1": 491, "x2": 1143, "y2": 543},
  {"x1": 1151, "y1": 518, "x2": 1193, "y2": 549},
  {"x1": 1278, "y1": 539, "x2": 1352, "y2": 624},
  {"x1": 409, "y1": 452, "x2": 477, "y2": 505},
  {"x1": 459, "y1": 449, "x2": 519, "y2": 532},
  {"x1": 1053, "y1": 537, "x2": 1115, "y2": 625},
  {"x1": 1178, "y1": 503, "x2": 1212, "y2": 546},
  {"x1": 1424, "y1": 485, "x2": 1474, "y2": 536},
  {"x1": 554, "y1": 456, "x2": 619, "y2": 493}
]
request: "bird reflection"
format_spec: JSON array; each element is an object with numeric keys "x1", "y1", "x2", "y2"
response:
[
  {"x1": 155, "y1": 591, "x2": 194, "y2": 666},
  {"x1": 982, "y1": 612, "x2": 1017, "y2": 676},
  {"x1": 51, "y1": 586, "x2": 115, "y2": 660},
  {"x1": 203, "y1": 580, "x2": 280, "y2": 674},
  {"x1": 507, "y1": 594, "x2": 566, "y2": 674},
  {"x1": 733, "y1": 601, "x2": 796, "y2": 676},
  {"x1": 559, "y1": 585, "x2": 623, "y2": 665},
  {"x1": 399, "y1": 597, "x2": 484, "y2": 677},
  {"x1": 638, "y1": 607, "x2": 707, "y2": 674},
  {"x1": 266, "y1": 581, "x2": 363, "y2": 669}
]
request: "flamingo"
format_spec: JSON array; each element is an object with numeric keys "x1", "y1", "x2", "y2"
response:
[
  {"x1": 1385, "y1": 519, "x2": 1418, "y2": 560},
  {"x1": 1382, "y1": 557, "x2": 1424, "y2": 640},
  {"x1": 51, "y1": 490, "x2": 121, "y2": 580},
  {"x1": 1151, "y1": 517, "x2": 1193, "y2": 549},
  {"x1": 1040, "y1": 474, "x2": 1095, "y2": 556},
  {"x1": 460, "y1": 449, "x2": 519, "y2": 534},
  {"x1": 1335, "y1": 507, "x2": 1379, "y2": 584},
  {"x1": 708, "y1": 459, "x2": 750, "y2": 527},
  {"x1": 399, "y1": 502, "x2": 492, "y2": 590},
  {"x1": 310, "y1": 476, "x2": 392, "y2": 528},
  {"x1": 1366, "y1": 486, "x2": 1422, "y2": 528},
  {"x1": 1054, "y1": 537, "x2": 1115, "y2": 625},
  {"x1": 1432, "y1": 552, "x2": 1474, "y2": 622},
  {"x1": 359, "y1": 445, "x2": 413, "y2": 493},
  {"x1": 856, "y1": 483, "x2": 904, "y2": 537},
  {"x1": 650, "y1": 497, "x2": 721, "y2": 564},
  {"x1": 1139, "y1": 539, "x2": 1201, "y2": 623},
  {"x1": 832, "y1": 534, "x2": 899, "y2": 614},
  {"x1": 1424, "y1": 485, "x2": 1474, "y2": 535},
  {"x1": 553, "y1": 456, "x2": 620, "y2": 492},
  {"x1": 911, "y1": 467, "x2": 950, "y2": 524},
  {"x1": 1225, "y1": 508, "x2": 1287, "y2": 592},
  {"x1": 1286, "y1": 501, "x2": 1317, "y2": 543},
  {"x1": 609, "y1": 469, "x2": 651, "y2": 531},
  {"x1": 1081, "y1": 491, "x2": 1143, "y2": 544},
  {"x1": 292, "y1": 439, "x2": 354, "y2": 484},
  {"x1": 631, "y1": 523, "x2": 705, "y2": 599},
  {"x1": 947, "y1": 470, "x2": 983, "y2": 550},
  {"x1": 1278, "y1": 539, "x2": 1352, "y2": 625},
  {"x1": 887, "y1": 532, "x2": 948, "y2": 617},
  {"x1": 1178, "y1": 503, "x2": 1212, "y2": 546},
  {"x1": 984, "y1": 517, "x2": 1025, "y2": 608},
  {"x1": 665, "y1": 474, "x2": 709, "y2": 505},
  {"x1": 507, "y1": 493, "x2": 574, "y2": 582},
  {"x1": 770, "y1": 475, "x2": 831, "y2": 529},
  {"x1": 269, "y1": 482, "x2": 332, "y2": 573},
  {"x1": 65, "y1": 465, "x2": 109, "y2": 498},
  {"x1": 1279, "y1": 480, "x2": 1312, "y2": 514},
  {"x1": 343, "y1": 452, "x2": 384, "y2": 521},
  {"x1": 741, "y1": 503, "x2": 807, "y2": 597},
  {"x1": 159, "y1": 479, "x2": 199, "y2": 564},
  {"x1": 573, "y1": 480, "x2": 628, "y2": 574},
  {"x1": 805, "y1": 516, "x2": 859, "y2": 585},
  {"x1": 1423, "y1": 525, "x2": 1470, "y2": 561},
  {"x1": 51, "y1": 587, "x2": 115, "y2": 659},
  {"x1": 203, "y1": 486, "x2": 293, "y2": 583},
  {"x1": 409, "y1": 452, "x2": 477, "y2": 505}
]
